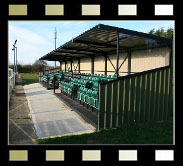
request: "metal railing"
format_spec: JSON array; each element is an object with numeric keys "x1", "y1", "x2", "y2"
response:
[{"x1": 8, "y1": 69, "x2": 15, "y2": 102}]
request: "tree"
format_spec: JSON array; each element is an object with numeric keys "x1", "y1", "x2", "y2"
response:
[
  {"x1": 32, "y1": 60, "x2": 48, "y2": 72},
  {"x1": 148, "y1": 27, "x2": 173, "y2": 39}
]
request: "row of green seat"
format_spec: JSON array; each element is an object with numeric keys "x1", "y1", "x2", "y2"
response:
[
  {"x1": 59, "y1": 81, "x2": 98, "y2": 108},
  {"x1": 77, "y1": 87, "x2": 98, "y2": 108}
]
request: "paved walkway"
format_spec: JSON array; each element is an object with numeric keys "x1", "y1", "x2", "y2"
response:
[
  {"x1": 9, "y1": 78, "x2": 37, "y2": 145},
  {"x1": 24, "y1": 83, "x2": 95, "y2": 139}
]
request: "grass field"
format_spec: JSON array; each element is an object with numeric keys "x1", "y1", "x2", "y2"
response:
[
  {"x1": 38, "y1": 116, "x2": 173, "y2": 144},
  {"x1": 20, "y1": 73, "x2": 39, "y2": 85}
]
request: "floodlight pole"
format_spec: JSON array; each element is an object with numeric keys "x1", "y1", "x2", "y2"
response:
[
  {"x1": 13, "y1": 47, "x2": 16, "y2": 85},
  {"x1": 54, "y1": 27, "x2": 57, "y2": 68},
  {"x1": 15, "y1": 46, "x2": 17, "y2": 75},
  {"x1": 12, "y1": 40, "x2": 17, "y2": 85}
]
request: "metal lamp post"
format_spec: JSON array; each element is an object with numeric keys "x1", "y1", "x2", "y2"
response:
[
  {"x1": 12, "y1": 47, "x2": 15, "y2": 85},
  {"x1": 15, "y1": 46, "x2": 17, "y2": 75},
  {"x1": 12, "y1": 40, "x2": 17, "y2": 84},
  {"x1": 54, "y1": 27, "x2": 57, "y2": 68}
]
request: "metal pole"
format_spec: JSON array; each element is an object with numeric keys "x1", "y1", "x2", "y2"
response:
[
  {"x1": 15, "y1": 47, "x2": 17, "y2": 75},
  {"x1": 78, "y1": 58, "x2": 80, "y2": 73},
  {"x1": 60, "y1": 61, "x2": 62, "y2": 71},
  {"x1": 104, "y1": 55, "x2": 107, "y2": 75},
  {"x1": 91, "y1": 56, "x2": 94, "y2": 74},
  {"x1": 116, "y1": 32, "x2": 119, "y2": 78},
  {"x1": 71, "y1": 60, "x2": 73, "y2": 72},
  {"x1": 128, "y1": 49, "x2": 131, "y2": 75},
  {"x1": 65, "y1": 61, "x2": 67, "y2": 72},
  {"x1": 54, "y1": 27, "x2": 57, "y2": 68},
  {"x1": 13, "y1": 47, "x2": 15, "y2": 85}
]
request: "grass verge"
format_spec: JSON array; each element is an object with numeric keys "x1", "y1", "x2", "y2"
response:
[
  {"x1": 37, "y1": 116, "x2": 173, "y2": 144},
  {"x1": 20, "y1": 73, "x2": 39, "y2": 85}
]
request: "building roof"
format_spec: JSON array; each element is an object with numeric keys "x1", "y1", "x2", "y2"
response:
[{"x1": 39, "y1": 24, "x2": 172, "y2": 61}]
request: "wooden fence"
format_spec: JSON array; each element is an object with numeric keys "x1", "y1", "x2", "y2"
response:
[{"x1": 98, "y1": 66, "x2": 173, "y2": 130}]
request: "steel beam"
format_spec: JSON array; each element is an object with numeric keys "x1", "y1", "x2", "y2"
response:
[
  {"x1": 116, "y1": 32, "x2": 119, "y2": 78},
  {"x1": 65, "y1": 61, "x2": 67, "y2": 72},
  {"x1": 91, "y1": 56, "x2": 94, "y2": 74},
  {"x1": 78, "y1": 58, "x2": 80, "y2": 73},
  {"x1": 71, "y1": 60, "x2": 73, "y2": 72},
  {"x1": 105, "y1": 55, "x2": 107, "y2": 75},
  {"x1": 128, "y1": 49, "x2": 131, "y2": 75}
]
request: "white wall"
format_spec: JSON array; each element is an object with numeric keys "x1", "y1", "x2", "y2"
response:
[{"x1": 61, "y1": 47, "x2": 170, "y2": 75}]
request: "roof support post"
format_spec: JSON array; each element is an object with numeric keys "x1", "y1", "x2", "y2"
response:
[
  {"x1": 65, "y1": 61, "x2": 67, "y2": 72},
  {"x1": 104, "y1": 55, "x2": 107, "y2": 75},
  {"x1": 128, "y1": 49, "x2": 131, "y2": 75},
  {"x1": 60, "y1": 61, "x2": 62, "y2": 71},
  {"x1": 71, "y1": 60, "x2": 73, "y2": 72},
  {"x1": 78, "y1": 58, "x2": 80, "y2": 73},
  {"x1": 116, "y1": 31, "x2": 119, "y2": 78},
  {"x1": 91, "y1": 56, "x2": 94, "y2": 74}
]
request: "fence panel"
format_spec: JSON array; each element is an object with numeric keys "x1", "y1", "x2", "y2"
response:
[{"x1": 98, "y1": 66, "x2": 172, "y2": 130}]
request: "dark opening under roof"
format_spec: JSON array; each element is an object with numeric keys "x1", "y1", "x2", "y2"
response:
[{"x1": 39, "y1": 24, "x2": 172, "y2": 61}]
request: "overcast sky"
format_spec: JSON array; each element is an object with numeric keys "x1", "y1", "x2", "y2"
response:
[{"x1": 8, "y1": 21, "x2": 174, "y2": 66}]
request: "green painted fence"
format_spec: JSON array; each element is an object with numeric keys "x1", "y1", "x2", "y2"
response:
[{"x1": 98, "y1": 66, "x2": 172, "y2": 130}]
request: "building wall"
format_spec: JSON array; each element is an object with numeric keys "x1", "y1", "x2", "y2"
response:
[
  {"x1": 131, "y1": 47, "x2": 170, "y2": 73},
  {"x1": 80, "y1": 58, "x2": 91, "y2": 73},
  {"x1": 94, "y1": 56, "x2": 105, "y2": 74},
  {"x1": 62, "y1": 47, "x2": 170, "y2": 75}
]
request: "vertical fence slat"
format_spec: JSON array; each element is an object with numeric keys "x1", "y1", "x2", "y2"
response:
[
  {"x1": 104, "y1": 84, "x2": 108, "y2": 129},
  {"x1": 150, "y1": 72, "x2": 156, "y2": 121},
  {"x1": 140, "y1": 74, "x2": 146, "y2": 123},
  {"x1": 129, "y1": 77, "x2": 135, "y2": 123},
  {"x1": 164, "y1": 68, "x2": 171, "y2": 120},
  {"x1": 145, "y1": 73, "x2": 152, "y2": 122},
  {"x1": 168, "y1": 67, "x2": 173, "y2": 117},
  {"x1": 134, "y1": 75, "x2": 142, "y2": 123},
  {"x1": 154, "y1": 70, "x2": 161, "y2": 121},
  {"x1": 117, "y1": 80, "x2": 125, "y2": 126},
  {"x1": 123, "y1": 79, "x2": 130, "y2": 124},
  {"x1": 159, "y1": 69, "x2": 166, "y2": 120},
  {"x1": 116, "y1": 81, "x2": 120, "y2": 127},
  {"x1": 106, "y1": 83, "x2": 112, "y2": 129},
  {"x1": 110, "y1": 83, "x2": 114, "y2": 128},
  {"x1": 98, "y1": 84, "x2": 105, "y2": 130},
  {"x1": 112, "y1": 82, "x2": 118, "y2": 128}
]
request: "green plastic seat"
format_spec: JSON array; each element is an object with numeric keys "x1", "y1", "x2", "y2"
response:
[
  {"x1": 77, "y1": 86, "x2": 84, "y2": 100},
  {"x1": 111, "y1": 74, "x2": 117, "y2": 80},
  {"x1": 85, "y1": 89, "x2": 92, "y2": 104},
  {"x1": 81, "y1": 88, "x2": 88, "y2": 102},
  {"x1": 93, "y1": 82, "x2": 98, "y2": 90},
  {"x1": 92, "y1": 90, "x2": 98, "y2": 108}
]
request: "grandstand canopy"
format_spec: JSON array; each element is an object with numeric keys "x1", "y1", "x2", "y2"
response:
[{"x1": 39, "y1": 24, "x2": 172, "y2": 62}]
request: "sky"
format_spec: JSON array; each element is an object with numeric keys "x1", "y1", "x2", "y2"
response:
[{"x1": 8, "y1": 21, "x2": 174, "y2": 66}]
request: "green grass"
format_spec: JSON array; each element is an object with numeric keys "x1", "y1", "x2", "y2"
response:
[
  {"x1": 20, "y1": 73, "x2": 39, "y2": 85},
  {"x1": 37, "y1": 116, "x2": 173, "y2": 144}
]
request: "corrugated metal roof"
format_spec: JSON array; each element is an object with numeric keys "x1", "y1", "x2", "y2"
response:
[{"x1": 39, "y1": 24, "x2": 172, "y2": 61}]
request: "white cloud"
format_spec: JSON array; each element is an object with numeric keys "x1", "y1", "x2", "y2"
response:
[
  {"x1": 8, "y1": 23, "x2": 53, "y2": 65},
  {"x1": 9, "y1": 24, "x2": 52, "y2": 45}
]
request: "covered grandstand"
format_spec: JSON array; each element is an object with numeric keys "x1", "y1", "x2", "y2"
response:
[{"x1": 39, "y1": 24, "x2": 173, "y2": 130}]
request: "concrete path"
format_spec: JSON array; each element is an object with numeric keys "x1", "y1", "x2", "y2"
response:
[
  {"x1": 23, "y1": 83, "x2": 95, "y2": 139},
  {"x1": 9, "y1": 78, "x2": 37, "y2": 145}
]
